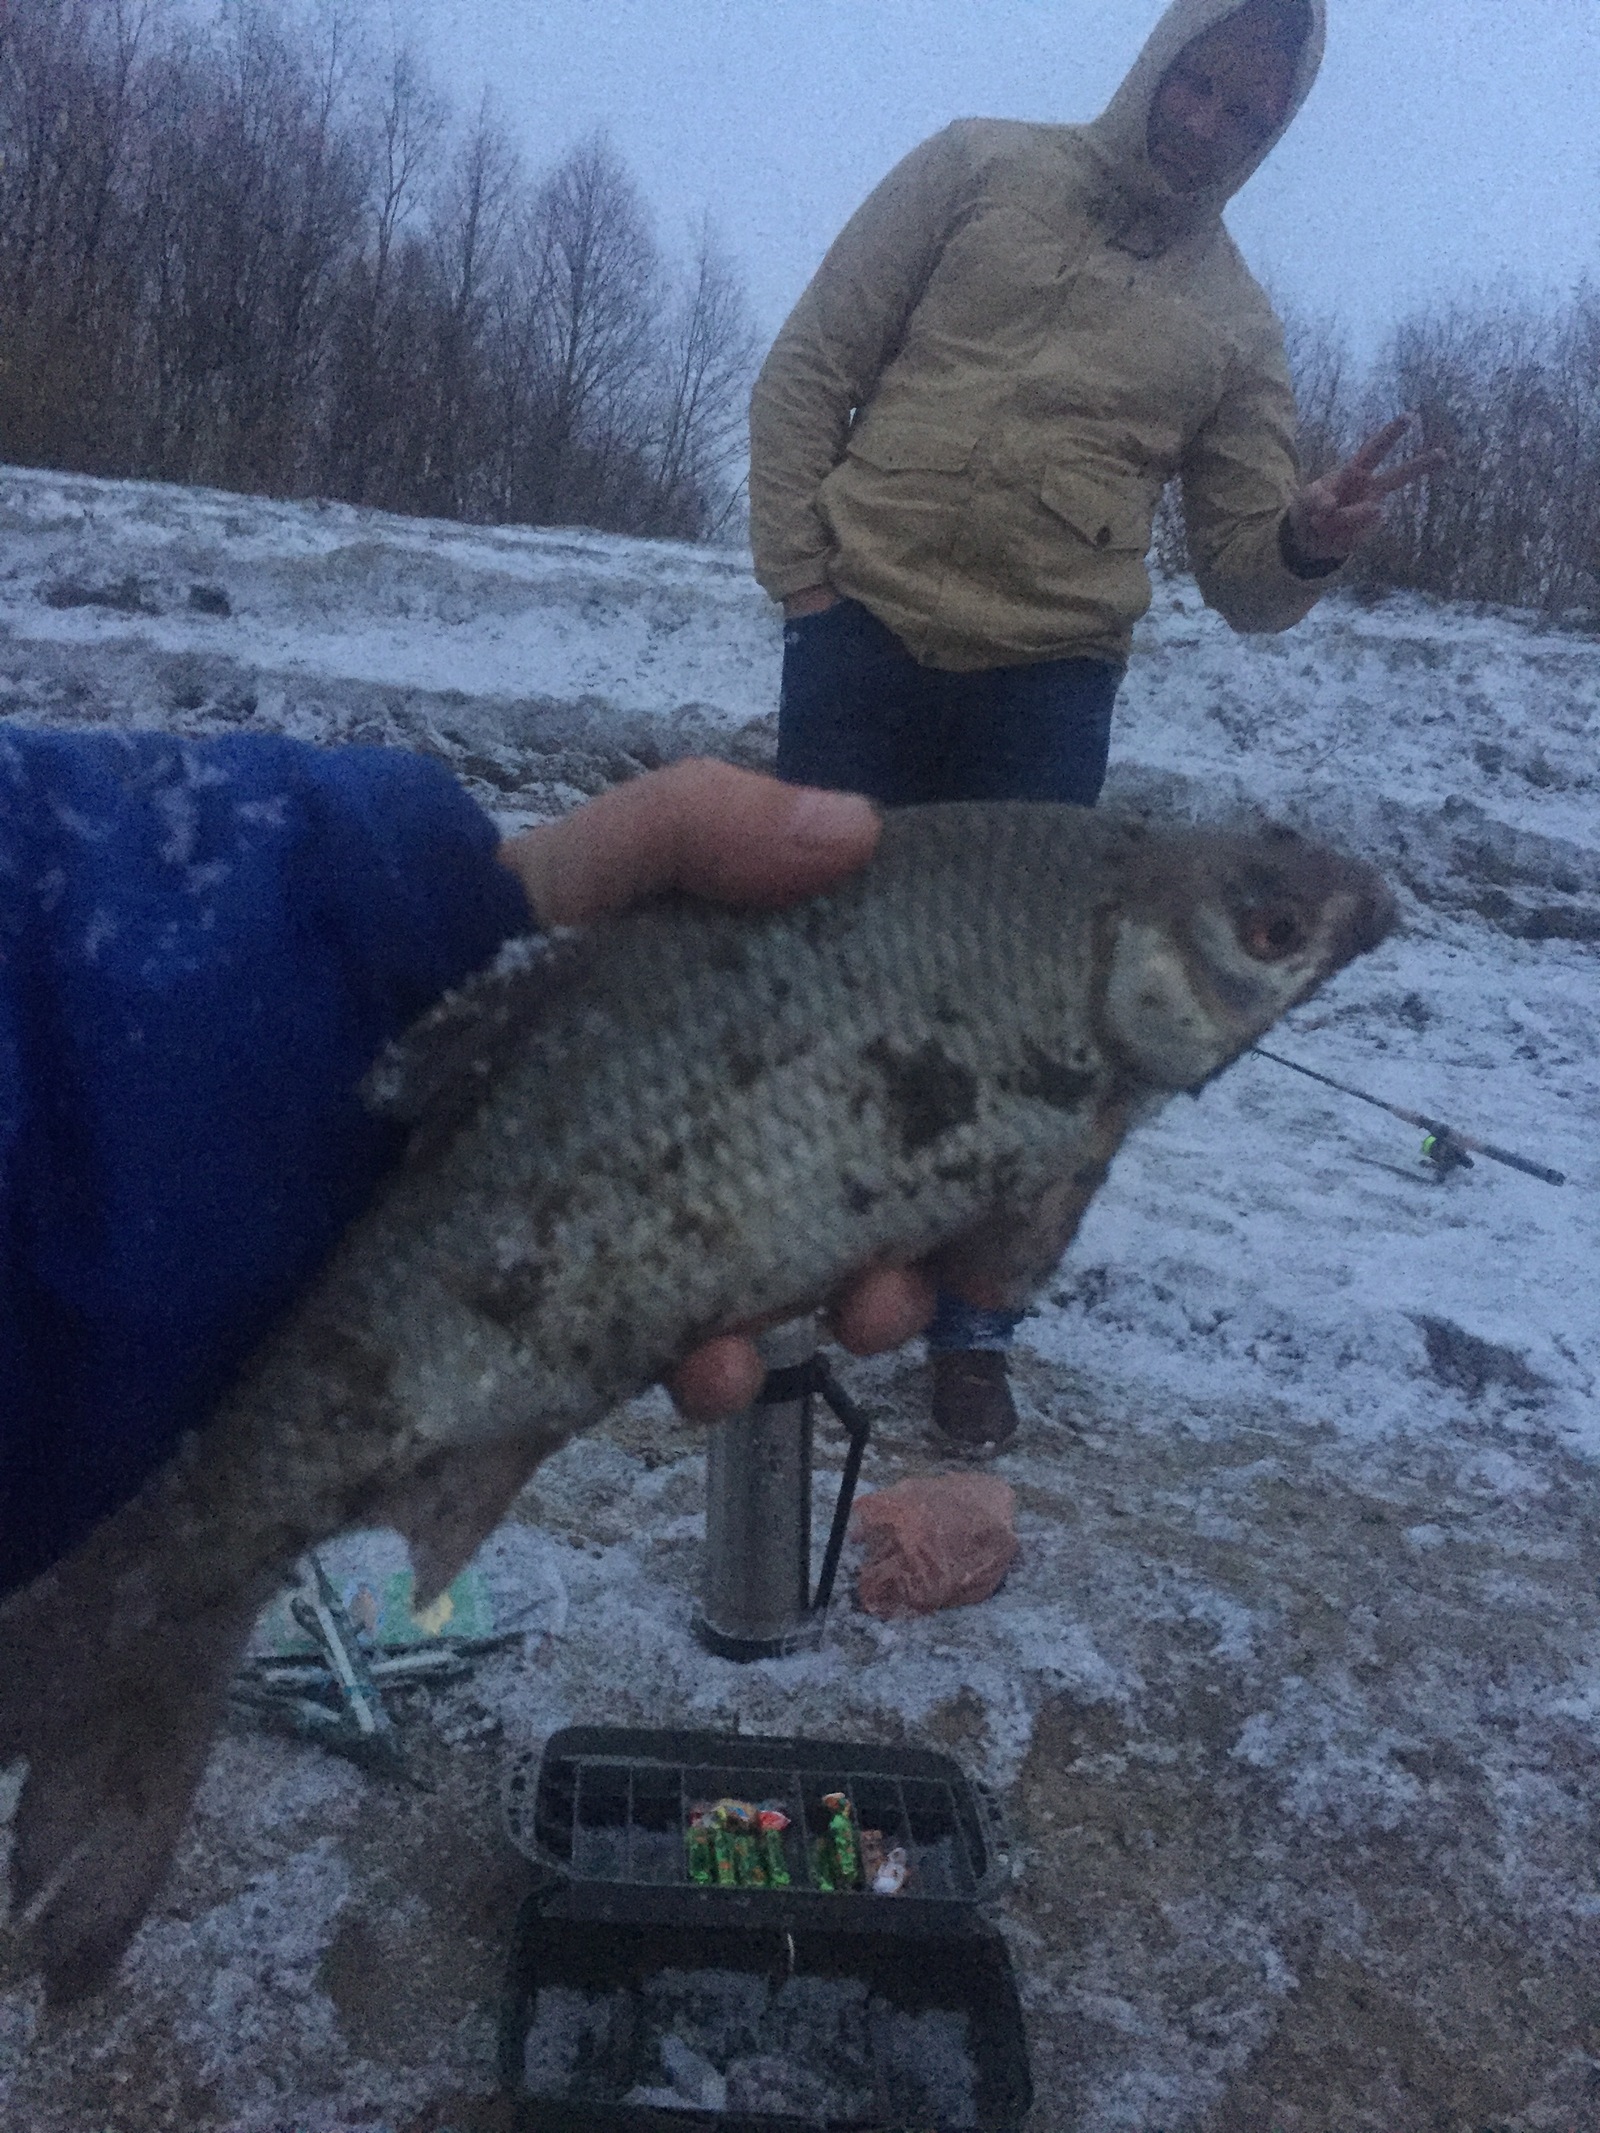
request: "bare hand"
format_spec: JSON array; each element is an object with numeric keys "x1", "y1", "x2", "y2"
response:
[
  {"x1": 783, "y1": 585, "x2": 841, "y2": 619},
  {"x1": 1285, "y1": 416, "x2": 1446, "y2": 565},
  {"x1": 498, "y1": 760, "x2": 936, "y2": 1420},
  {"x1": 666, "y1": 1267, "x2": 938, "y2": 1420}
]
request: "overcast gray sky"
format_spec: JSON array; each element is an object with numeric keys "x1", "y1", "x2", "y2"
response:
[{"x1": 419, "y1": 0, "x2": 1600, "y2": 359}]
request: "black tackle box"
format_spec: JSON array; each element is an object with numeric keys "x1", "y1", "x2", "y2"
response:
[{"x1": 498, "y1": 1724, "x2": 1033, "y2": 2132}]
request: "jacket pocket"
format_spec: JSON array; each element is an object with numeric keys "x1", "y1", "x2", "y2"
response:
[
  {"x1": 1039, "y1": 464, "x2": 1151, "y2": 553},
  {"x1": 842, "y1": 419, "x2": 980, "y2": 474}
]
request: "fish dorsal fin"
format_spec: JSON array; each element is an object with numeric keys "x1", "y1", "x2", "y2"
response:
[{"x1": 361, "y1": 928, "x2": 591, "y2": 1154}]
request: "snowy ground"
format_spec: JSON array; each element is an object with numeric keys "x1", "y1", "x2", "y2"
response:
[{"x1": 0, "y1": 464, "x2": 1596, "y2": 2131}]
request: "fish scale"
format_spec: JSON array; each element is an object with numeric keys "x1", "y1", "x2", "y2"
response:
[
  {"x1": 0, "y1": 800, "x2": 1393, "y2": 2002},
  {"x1": 357, "y1": 808, "x2": 1112, "y2": 1440}
]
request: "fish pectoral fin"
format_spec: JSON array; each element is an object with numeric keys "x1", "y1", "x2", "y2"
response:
[
  {"x1": 379, "y1": 1436, "x2": 555, "y2": 1608},
  {"x1": 929, "y1": 1185, "x2": 1086, "y2": 1311},
  {"x1": 930, "y1": 1163, "x2": 1119, "y2": 1311},
  {"x1": 0, "y1": 1517, "x2": 270, "y2": 2004},
  {"x1": 932, "y1": 1097, "x2": 1137, "y2": 1309}
]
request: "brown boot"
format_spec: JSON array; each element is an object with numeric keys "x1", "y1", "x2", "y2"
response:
[{"x1": 930, "y1": 1349, "x2": 1019, "y2": 1458}]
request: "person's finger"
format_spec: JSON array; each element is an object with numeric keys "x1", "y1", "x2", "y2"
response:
[
  {"x1": 1347, "y1": 414, "x2": 1415, "y2": 474},
  {"x1": 502, "y1": 759, "x2": 881, "y2": 927},
  {"x1": 1361, "y1": 449, "x2": 1447, "y2": 499},
  {"x1": 666, "y1": 1335, "x2": 767, "y2": 1421},
  {"x1": 826, "y1": 1264, "x2": 937, "y2": 1355},
  {"x1": 667, "y1": 1261, "x2": 938, "y2": 1421},
  {"x1": 1287, "y1": 499, "x2": 1376, "y2": 564},
  {"x1": 1305, "y1": 499, "x2": 1383, "y2": 543},
  {"x1": 1308, "y1": 444, "x2": 1443, "y2": 540},
  {"x1": 1332, "y1": 504, "x2": 1385, "y2": 541},
  {"x1": 1292, "y1": 492, "x2": 1347, "y2": 537},
  {"x1": 1324, "y1": 458, "x2": 1375, "y2": 509},
  {"x1": 784, "y1": 588, "x2": 841, "y2": 619}
]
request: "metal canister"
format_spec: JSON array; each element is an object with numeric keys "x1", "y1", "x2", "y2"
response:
[{"x1": 693, "y1": 1317, "x2": 819, "y2": 1660}]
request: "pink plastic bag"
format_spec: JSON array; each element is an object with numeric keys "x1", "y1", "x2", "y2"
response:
[{"x1": 850, "y1": 1474, "x2": 1020, "y2": 1619}]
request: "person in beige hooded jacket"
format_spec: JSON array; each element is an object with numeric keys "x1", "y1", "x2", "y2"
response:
[{"x1": 750, "y1": 0, "x2": 1437, "y2": 1452}]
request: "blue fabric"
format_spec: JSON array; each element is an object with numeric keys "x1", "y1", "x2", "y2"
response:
[
  {"x1": 777, "y1": 596, "x2": 1121, "y2": 1354},
  {"x1": 924, "y1": 1297, "x2": 1023, "y2": 1356},
  {"x1": 0, "y1": 730, "x2": 530, "y2": 1594},
  {"x1": 776, "y1": 597, "x2": 1120, "y2": 805}
]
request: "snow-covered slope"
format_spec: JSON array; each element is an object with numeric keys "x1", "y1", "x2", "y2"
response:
[
  {"x1": 5, "y1": 460, "x2": 1598, "y2": 925},
  {"x1": 1, "y1": 464, "x2": 1596, "y2": 2131}
]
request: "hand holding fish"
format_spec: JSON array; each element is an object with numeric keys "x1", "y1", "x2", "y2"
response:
[
  {"x1": 501, "y1": 755, "x2": 881, "y2": 927},
  {"x1": 0, "y1": 779, "x2": 1392, "y2": 2004}
]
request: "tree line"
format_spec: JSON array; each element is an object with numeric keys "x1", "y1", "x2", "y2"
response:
[
  {"x1": 1158, "y1": 285, "x2": 1600, "y2": 622},
  {"x1": 0, "y1": 0, "x2": 760, "y2": 539},
  {"x1": 1340, "y1": 287, "x2": 1600, "y2": 619},
  {"x1": 5, "y1": 2, "x2": 1599, "y2": 610}
]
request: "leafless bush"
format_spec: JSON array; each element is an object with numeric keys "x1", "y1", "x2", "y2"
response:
[
  {"x1": 1154, "y1": 287, "x2": 1599, "y2": 622},
  {"x1": 1354, "y1": 288, "x2": 1600, "y2": 616},
  {"x1": 0, "y1": 0, "x2": 758, "y2": 539},
  {"x1": 1277, "y1": 301, "x2": 1357, "y2": 478}
]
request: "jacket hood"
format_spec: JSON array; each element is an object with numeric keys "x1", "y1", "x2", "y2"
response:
[{"x1": 1084, "y1": 0, "x2": 1324, "y2": 250}]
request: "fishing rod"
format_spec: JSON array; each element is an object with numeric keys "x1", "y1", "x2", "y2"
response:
[{"x1": 1252, "y1": 1047, "x2": 1567, "y2": 1187}]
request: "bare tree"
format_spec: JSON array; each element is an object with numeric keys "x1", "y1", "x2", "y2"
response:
[
  {"x1": 135, "y1": 0, "x2": 365, "y2": 487},
  {"x1": 642, "y1": 216, "x2": 761, "y2": 537},
  {"x1": 407, "y1": 98, "x2": 515, "y2": 518},
  {"x1": 0, "y1": 2, "x2": 768, "y2": 546},
  {"x1": 513, "y1": 132, "x2": 659, "y2": 525},
  {"x1": 325, "y1": 36, "x2": 444, "y2": 503},
  {"x1": 0, "y1": 0, "x2": 149, "y2": 466}
]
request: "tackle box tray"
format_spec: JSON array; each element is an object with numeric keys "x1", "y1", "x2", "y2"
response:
[
  {"x1": 503, "y1": 1724, "x2": 1009, "y2": 1930},
  {"x1": 499, "y1": 1729, "x2": 1030, "y2": 2129},
  {"x1": 498, "y1": 1902, "x2": 1033, "y2": 2132}
]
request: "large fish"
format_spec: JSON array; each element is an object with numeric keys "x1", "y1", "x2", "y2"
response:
[{"x1": 0, "y1": 803, "x2": 1392, "y2": 1999}]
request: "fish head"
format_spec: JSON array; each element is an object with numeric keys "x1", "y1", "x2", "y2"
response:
[{"x1": 1102, "y1": 825, "x2": 1395, "y2": 1090}]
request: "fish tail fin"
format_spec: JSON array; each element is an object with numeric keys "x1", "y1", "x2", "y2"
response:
[{"x1": 0, "y1": 1522, "x2": 268, "y2": 2004}]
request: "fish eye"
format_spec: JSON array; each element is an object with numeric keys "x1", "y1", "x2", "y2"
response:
[{"x1": 1237, "y1": 906, "x2": 1306, "y2": 961}]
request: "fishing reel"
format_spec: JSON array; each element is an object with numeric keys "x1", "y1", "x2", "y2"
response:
[{"x1": 1419, "y1": 1126, "x2": 1474, "y2": 1179}]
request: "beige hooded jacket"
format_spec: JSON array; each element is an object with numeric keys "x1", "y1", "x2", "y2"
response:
[{"x1": 748, "y1": 0, "x2": 1335, "y2": 672}]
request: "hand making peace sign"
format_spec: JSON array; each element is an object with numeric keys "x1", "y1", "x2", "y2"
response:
[{"x1": 1284, "y1": 415, "x2": 1447, "y2": 567}]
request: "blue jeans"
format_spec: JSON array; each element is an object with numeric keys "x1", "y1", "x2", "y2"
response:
[{"x1": 776, "y1": 597, "x2": 1121, "y2": 1354}]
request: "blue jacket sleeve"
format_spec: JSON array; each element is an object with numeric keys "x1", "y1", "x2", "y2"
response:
[{"x1": 0, "y1": 730, "x2": 532, "y2": 1593}]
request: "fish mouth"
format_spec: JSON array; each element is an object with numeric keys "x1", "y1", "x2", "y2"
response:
[
  {"x1": 1336, "y1": 867, "x2": 1399, "y2": 962},
  {"x1": 1283, "y1": 868, "x2": 1397, "y2": 1006}
]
